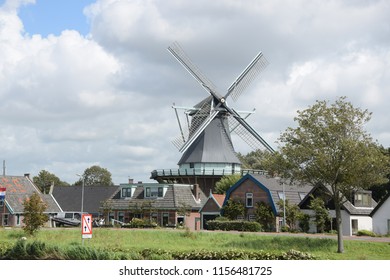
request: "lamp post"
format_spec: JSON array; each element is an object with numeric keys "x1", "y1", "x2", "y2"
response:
[
  {"x1": 76, "y1": 174, "x2": 85, "y2": 245},
  {"x1": 282, "y1": 181, "x2": 286, "y2": 228},
  {"x1": 76, "y1": 174, "x2": 85, "y2": 215},
  {"x1": 275, "y1": 177, "x2": 286, "y2": 230}
]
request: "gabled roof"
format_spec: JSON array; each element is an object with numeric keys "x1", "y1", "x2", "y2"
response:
[
  {"x1": 199, "y1": 192, "x2": 226, "y2": 213},
  {"x1": 52, "y1": 185, "x2": 119, "y2": 214},
  {"x1": 104, "y1": 184, "x2": 206, "y2": 211},
  {"x1": 370, "y1": 191, "x2": 390, "y2": 217},
  {"x1": 299, "y1": 184, "x2": 377, "y2": 216},
  {"x1": 1, "y1": 175, "x2": 62, "y2": 214},
  {"x1": 223, "y1": 173, "x2": 313, "y2": 215}
]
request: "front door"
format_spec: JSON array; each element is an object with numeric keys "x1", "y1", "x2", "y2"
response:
[{"x1": 351, "y1": 219, "x2": 358, "y2": 235}]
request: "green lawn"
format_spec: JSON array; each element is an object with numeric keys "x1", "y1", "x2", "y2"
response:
[{"x1": 1, "y1": 227, "x2": 390, "y2": 260}]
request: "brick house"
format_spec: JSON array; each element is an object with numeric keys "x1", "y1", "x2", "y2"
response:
[
  {"x1": 101, "y1": 181, "x2": 206, "y2": 230},
  {"x1": 0, "y1": 174, "x2": 62, "y2": 227},
  {"x1": 223, "y1": 173, "x2": 312, "y2": 231}
]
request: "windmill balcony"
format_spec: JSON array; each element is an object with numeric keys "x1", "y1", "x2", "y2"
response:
[{"x1": 150, "y1": 168, "x2": 267, "y2": 178}]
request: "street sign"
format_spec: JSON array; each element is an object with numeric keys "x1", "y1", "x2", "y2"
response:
[{"x1": 81, "y1": 214, "x2": 92, "y2": 239}]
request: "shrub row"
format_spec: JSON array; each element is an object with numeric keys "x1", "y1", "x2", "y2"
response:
[
  {"x1": 206, "y1": 220, "x2": 261, "y2": 232},
  {"x1": 0, "y1": 241, "x2": 316, "y2": 260},
  {"x1": 122, "y1": 218, "x2": 158, "y2": 229}
]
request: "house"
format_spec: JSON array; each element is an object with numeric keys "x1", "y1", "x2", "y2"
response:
[
  {"x1": 199, "y1": 192, "x2": 225, "y2": 229},
  {"x1": 0, "y1": 174, "x2": 62, "y2": 227},
  {"x1": 101, "y1": 180, "x2": 206, "y2": 230},
  {"x1": 299, "y1": 185, "x2": 377, "y2": 236},
  {"x1": 52, "y1": 185, "x2": 119, "y2": 218},
  {"x1": 222, "y1": 173, "x2": 312, "y2": 231},
  {"x1": 370, "y1": 192, "x2": 390, "y2": 235}
]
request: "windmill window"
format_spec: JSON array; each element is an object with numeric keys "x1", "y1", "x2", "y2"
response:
[{"x1": 246, "y1": 193, "x2": 253, "y2": 208}]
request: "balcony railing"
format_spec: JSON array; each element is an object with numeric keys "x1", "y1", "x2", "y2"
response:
[{"x1": 150, "y1": 168, "x2": 267, "y2": 178}]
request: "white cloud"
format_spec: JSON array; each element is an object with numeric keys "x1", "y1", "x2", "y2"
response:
[{"x1": 1, "y1": 0, "x2": 390, "y2": 184}]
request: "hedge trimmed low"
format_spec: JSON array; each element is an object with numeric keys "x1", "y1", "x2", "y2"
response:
[{"x1": 206, "y1": 220, "x2": 261, "y2": 232}]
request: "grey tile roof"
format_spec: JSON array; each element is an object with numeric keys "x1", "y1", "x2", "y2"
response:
[
  {"x1": 52, "y1": 185, "x2": 119, "y2": 215},
  {"x1": 103, "y1": 184, "x2": 206, "y2": 211},
  {"x1": 249, "y1": 174, "x2": 313, "y2": 212},
  {"x1": 1, "y1": 175, "x2": 62, "y2": 214},
  {"x1": 299, "y1": 184, "x2": 377, "y2": 215}
]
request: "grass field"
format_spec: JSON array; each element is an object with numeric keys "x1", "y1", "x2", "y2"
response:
[{"x1": 1, "y1": 227, "x2": 390, "y2": 260}]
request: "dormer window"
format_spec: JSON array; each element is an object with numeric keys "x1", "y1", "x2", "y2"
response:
[
  {"x1": 121, "y1": 187, "x2": 133, "y2": 198},
  {"x1": 145, "y1": 186, "x2": 164, "y2": 198},
  {"x1": 354, "y1": 191, "x2": 372, "y2": 207}
]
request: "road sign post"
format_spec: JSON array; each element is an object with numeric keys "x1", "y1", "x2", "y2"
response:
[{"x1": 81, "y1": 214, "x2": 93, "y2": 240}]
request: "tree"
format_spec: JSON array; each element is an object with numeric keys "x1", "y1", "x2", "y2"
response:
[
  {"x1": 222, "y1": 199, "x2": 245, "y2": 220},
  {"x1": 276, "y1": 199, "x2": 301, "y2": 231},
  {"x1": 237, "y1": 149, "x2": 270, "y2": 170},
  {"x1": 254, "y1": 201, "x2": 275, "y2": 231},
  {"x1": 308, "y1": 196, "x2": 331, "y2": 233},
  {"x1": 265, "y1": 97, "x2": 390, "y2": 253},
  {"x1": 75, "y1": 165, "x2": 114, "y2": 186},
  {"x1": 23, "y1": 192, "x2": 48, "y2": 236},
  {"x1": 215, "y1": 174, "x2": 241, "y2": 194},
  {"x1": 33, "y1": 170, "x2": 69, "y2": 193}
]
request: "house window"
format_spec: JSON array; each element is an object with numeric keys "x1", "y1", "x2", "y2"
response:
[
  {"x1": 145, "y1": 187, "x2": 151, "y2": 197},
  {"x1": 190, "y1": 163, "x2": 194, "y2": 168},
  {"x1": 277, "y1": 191, "x2": 285, "y2": 200},
  {"x1": 122, "y1": 188, "x2": 132, "y2": 198},
  {"x1": 162, "y1": 213, "x2": 169, "y2": 227},
  {"x1": 354, "y1": 192, "x2": 372, "y2": 207},
  {"x1": 0, "y1": 200, "x2": 3, "y2": 207},
  {"x1": 298, "y1": 192, "x2": 307, "y2": 201},
  {"x1": 118, "y1": 212, "x2": 125, "y2": 222},
  {"x1": 2, "y1": 214, "x2": 9, "y2": 226},
  {"x1": 246, "y1": 193, "x2": 253, "y2": 208},
  {"x1": 145, "y1": 187, "x2": 164, "y2": 198}
]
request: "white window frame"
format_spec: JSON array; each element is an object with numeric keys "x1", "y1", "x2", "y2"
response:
[{"x1": 246, "y1": 193, "x2": 253, "y2": 208}]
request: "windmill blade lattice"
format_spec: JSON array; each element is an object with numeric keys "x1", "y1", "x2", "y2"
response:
[
  {"x1": 227, "y1": 52, "x2": 269, "y2": 102},
  {"x1": 228, "y1": 114, "x2": 274, "y2": 153}
]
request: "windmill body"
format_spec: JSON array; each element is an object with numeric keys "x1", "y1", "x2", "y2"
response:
[{"x1": 151, "y1": 42, "x2": 273, "y2": 194}]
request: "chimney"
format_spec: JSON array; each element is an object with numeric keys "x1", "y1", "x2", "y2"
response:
[
  {"x1": 49, "y1": 181, "x2": 54, "y2": 195},
  {"x1": 24, "y1": 173, "x2": 30, "y2": 179},
  {"x1": 193, "y1": 184, "x2": 200, "y2": 201},
  {"x1": 128, "y1": 178, "x2": 134, "y2": 184}
]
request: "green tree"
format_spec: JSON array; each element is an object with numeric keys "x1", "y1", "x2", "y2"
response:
[
  {"x1": 276, "y1": 199, "x2": 301, "y2": 231},
  {"x1": 222, "y1": 199, "x2": 245, "y2": 220},
  {"x1": 254, "y1": 201, "x2": 275, "y2": 231},
  {"x1": 265, "y1": 97, "x2": 390, "y2": 253},
  {"x1": 237, "y1": 149, "x2": 270, "y2": 170},
  {"x1": 23, "y1": 192, "x2": 48, "y2": 236},
  {"x1": 309, "y1": 196, "x2": 331, "y2": 233},
  {"x1": 75, "y1": 165, "x2": 114, "y2": 186},
  {"x1": 33, "y1": 170, "x2": 69, "y2": 193},
  {"x1": 215, "y1": 174, "x2": 241, "y2": 194}
]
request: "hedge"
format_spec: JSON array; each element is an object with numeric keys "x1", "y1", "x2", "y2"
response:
[{"x1": 206, "y1": 220, "x2": 261, "y2": 232}]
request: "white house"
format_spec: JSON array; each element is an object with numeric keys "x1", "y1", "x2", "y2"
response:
[{"x1": 371, "y1": 193, "x2": 390, "y2": 235}]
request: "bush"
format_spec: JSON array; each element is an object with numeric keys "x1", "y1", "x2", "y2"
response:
[
  {"x1": 206, "y1": 220, "x2": 261, "y2": 232},
  {"x1": 357, "y1": 230, "x2": 376, "y2": 237},
  {"x1": 122, "y1": 218, "x2": 158, "y2": 228}
]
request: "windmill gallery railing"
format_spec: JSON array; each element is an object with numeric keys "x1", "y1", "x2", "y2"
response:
[{"x1": 150, "y1": 168, "x2": 267, "y2": 178}]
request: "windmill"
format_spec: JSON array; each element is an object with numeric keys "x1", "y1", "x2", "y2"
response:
[{"x1": 150, "y1": 42, "x2": 273, "y2": 192}]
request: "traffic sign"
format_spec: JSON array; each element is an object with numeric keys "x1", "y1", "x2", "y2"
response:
[{"x1": 81, "y1": 214, "x2": 92, "y2": 239}]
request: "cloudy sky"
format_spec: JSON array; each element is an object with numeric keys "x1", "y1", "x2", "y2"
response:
[{"x1": 0, "y1": 0, "x2": 389, "y2": 185}]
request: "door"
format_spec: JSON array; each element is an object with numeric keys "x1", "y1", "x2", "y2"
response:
[
  {"x1": 351, "y1": 219, "x2": 358, "y2": 235},
  {"x1": 387, "y1": 219, "x2": 390, "y2": 235}
]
